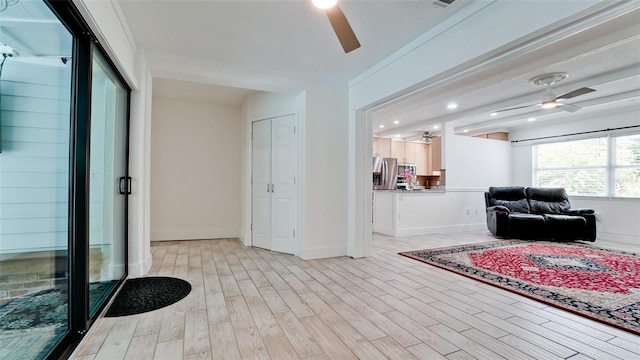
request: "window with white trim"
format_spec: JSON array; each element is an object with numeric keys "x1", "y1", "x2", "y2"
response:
[{"x1": 533, "y1": 133, "x2": 640, "y2": 198}]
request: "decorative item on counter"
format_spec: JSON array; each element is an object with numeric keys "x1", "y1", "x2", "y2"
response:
[{"x1": 400, "y1": 168, "x2": 416, "y2": 190}]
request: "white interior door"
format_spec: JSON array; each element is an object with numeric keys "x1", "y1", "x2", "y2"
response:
[
  {"x1": 251, "y1": 115, "x2": 297, "y2": 254},
  {"x1": 270, "y1": 115, "x2": 297, "y2": 254},
  {"x1": 251, "y1": 119, "x2": 271, "y2": 250}
]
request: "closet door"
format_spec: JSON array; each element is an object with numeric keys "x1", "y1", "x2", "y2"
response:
[
  {"x1": 270, "y1": 115, "x2": 297, "y2": 254},
  {"x1": 251, "y1": 119, "x2": 271, "y2": 250},
  {"x1": 251, "y1": 115, "x2": 297, "y2": 254}
]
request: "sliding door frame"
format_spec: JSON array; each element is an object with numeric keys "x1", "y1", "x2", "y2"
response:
[{"x1": 44, "y1": 1, "x2": 132, "y2": 358}]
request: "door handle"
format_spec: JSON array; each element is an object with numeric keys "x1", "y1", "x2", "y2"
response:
[
  {"x1": 382, "y1": 162, "x2": 387, "y2": 186},
  {"x1": 119, "y1": 176, "x2": 131, "y2": 195},
  {"x1": 267, "y1": 184, "x2": 270, "y2": 193},
  {"x1": 271, "y1": 184, "x2": 275, "y2": 193}
]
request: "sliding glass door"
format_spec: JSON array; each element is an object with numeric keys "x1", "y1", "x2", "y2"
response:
[
  {"x1": 88, "y1": 50, "x2": 128, "y2": 317},
  {"x1": 0, "y1": 1, "x2": 73, "y2": 358},
  {"x1": 0, "y1": 1, "x2": 130, "y2": 358}
]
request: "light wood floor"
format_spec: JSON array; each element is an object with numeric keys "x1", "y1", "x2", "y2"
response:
[{"x1": 72, "y1": 232, "x2": 640, "y2": 360}]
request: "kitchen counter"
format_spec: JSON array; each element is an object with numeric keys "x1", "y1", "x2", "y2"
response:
[
  {"x1": 373, "y1": 188, "x2": 475, "y2": 237},
  {"x1": 374, "y1": 187, "x2": 446, "y2": 193}
]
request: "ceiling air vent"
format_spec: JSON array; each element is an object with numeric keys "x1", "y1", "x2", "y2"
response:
[{"x1": 433, "y1": 0, "x2": 455, "y2": 8}]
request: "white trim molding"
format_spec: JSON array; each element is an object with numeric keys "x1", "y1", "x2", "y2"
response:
[{"x1": 151, "y1": 230, "x2": 239, "y2": 241}]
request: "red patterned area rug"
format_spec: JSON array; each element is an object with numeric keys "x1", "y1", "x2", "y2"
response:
[{"x1": 399, "y1": 240, "x2": 640, "y2": 335}]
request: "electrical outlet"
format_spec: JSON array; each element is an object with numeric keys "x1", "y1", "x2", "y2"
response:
[{"x1": 595, "y1": 213, "x2": 602, "y2": 221}]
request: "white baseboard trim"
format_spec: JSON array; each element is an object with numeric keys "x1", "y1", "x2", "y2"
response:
[
  {"x1": 151, "y1": 230, "x2": 239, "y2": 241},
  {"x1": 298, "y1": 244, "x2": 348, "y2": 260},
  {"x1": 396, "y1": 223, "x2": 486, "y2": 237},
  {"x1": 372, "y1": 226, "x2": 395, "y2": 237},
  {"x1": 596, "y1": 231, "x2": 640, "y2": 246},
  {"x1": 444, "y1": 187, "x2": 487, "y2": 192},
  {"x1": 238, "y1": 234, "x2": 250, "y2": 247},
  {"x1": 128, "y1": 252, "x2": 153, "y2": 277}
]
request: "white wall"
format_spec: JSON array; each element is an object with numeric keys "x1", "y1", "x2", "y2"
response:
[
  {"x1": 571, "y1": 197, "x2": 640, "y2": 244},
  {"x1": 127, "y1": 49, "x2": 153, "y2": 276},
  {"x1": 301, "y1": 84, "x2": 350, "y2": 259},
  {"x1": 150, "y1": 97, "x2": 242, "y2": 240},
  {"x1": 445, "y1": 123, "x2": 512, "y2": 189},
  {"x1": 0, "y1": 61, "x2": 71, "y2": 254},
  {"x1": 437, "y1": 123, "x2": 512, "y2": 232},
  {"x1": 509, "y1": 108, "x2": 640, "y2": 244}
]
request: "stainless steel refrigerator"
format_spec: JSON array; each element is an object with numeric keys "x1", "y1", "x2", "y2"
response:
[{"x1": 372, "y1": 157, "x2": 398, "y2": 190}]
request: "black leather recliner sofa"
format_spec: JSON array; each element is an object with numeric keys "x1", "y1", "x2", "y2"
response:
[{"x1": 485, "y1": 186, "x2": 596, "y2": 241}]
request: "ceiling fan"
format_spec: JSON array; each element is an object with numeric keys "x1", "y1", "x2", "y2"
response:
[
  {"x1": 313, "y1": 0, "x2": 361, "y2": 53},
  {"x1": 405, "y1": 131, "x2": 436, "y2": 144},
  {"x1": 421, "y1": 131, "x2": 436, "y2": 144},
  {"x1": 492, "y1": 72, "x2": 595, "y2": 115}
]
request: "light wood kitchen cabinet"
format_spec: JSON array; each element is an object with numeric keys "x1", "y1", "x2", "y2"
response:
[
  {"x1": 372, "y1": 137, "x2": 378, "y2": 157},
  {"x1": 474, "y1": 132, "x2": 509, "y2": 141},
  {"x1": 391, "y1": 140, "x2": 405, "y2": 162},
  {"x1": 404, "y1": 142, "x2": 417, "y2": 164},
  {"x1": 373, "y1": 138, "x2": 439, "y2": 173},
  {"x1": 376, "y1": 137, "x2": 392, "y2": 158},
  {"x1": 431, "y1": 137, "x2": 441, "y2": 172},
  {"x1": 415, "y1": 143, "x2": 431, "y2": 175}
]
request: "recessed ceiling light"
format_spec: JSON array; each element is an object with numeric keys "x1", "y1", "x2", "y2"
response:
[
  {"x1": 447, "y1": 103, "x2": 458, "y2": 110},
  {"x1": 433, "y1": 125, "x2": 439, "y2": 130},
  {"x1": 393, "y1": 120, "x2": 400, "y2": 125},
  {"x1": 394, "y1": 134, "x2": 401, "y2": 138},
  {"x1": 312, "y1": 0, "x2": 337, "y2": 9},
  {"x1": 463, "y1": 129, "x2": 469, "y2": 133},
  {"x1": 379, "y1": 125, "x2": 384, "y2": 128},
  {"x1": 491, "y1": 112, "x2": 498, "y2": 116},
  {"x1": 527, "y1": 117, "x2": 536, "y2": 122}
]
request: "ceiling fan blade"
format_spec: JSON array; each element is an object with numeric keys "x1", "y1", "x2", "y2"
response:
[
  {"x1": 559, "y1": 103, "x2": 582, "y2": 113},
  {"x1": 326, "y1": 5, "x2": 361, "y2": 53},
  {"x1": 556, "y1": 87, "x2": 595, "y2": 100},
  {"x1": 492, "y1": 104, "x2": 538, "y2": 114}
]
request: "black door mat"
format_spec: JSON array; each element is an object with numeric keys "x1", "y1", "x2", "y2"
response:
[{"x1": 105, "y1": 276, "x2": 191, "y2": 317}]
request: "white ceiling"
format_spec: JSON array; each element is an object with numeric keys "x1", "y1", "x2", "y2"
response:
[
  {"x1": 119, "y1": 0, "x2": 472, "y2": 85},
  {"x1": 371, "y1": 6, "x2": 640, "y2": 139},
  {"x1": 117, "y1": 1, "x2": 639, "y2": 136}
]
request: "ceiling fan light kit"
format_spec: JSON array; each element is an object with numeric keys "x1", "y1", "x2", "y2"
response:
[
  {"x1": 541, "y1": 86, "x2": 558, "y2": 109},
  {"x1": 313, "y1": 0, "x2": 361, "y2": 53},
  {"x1": 529, "y1": 72, "x2": 569, "y2": 86},
  {"x1": 492, "y1": 72, "x2": 596, "y2": 115},
  {"x1": 312, "y1": 0, "x2": 337, "y2": 9}
]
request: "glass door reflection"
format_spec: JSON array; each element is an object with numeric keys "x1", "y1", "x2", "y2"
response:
[
  {"x1": 88, "y1": 50, "x2": 127, "y2": 316},
  {"x1": 0, "y1": 0, "x2": 73, "y2": 358}
]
